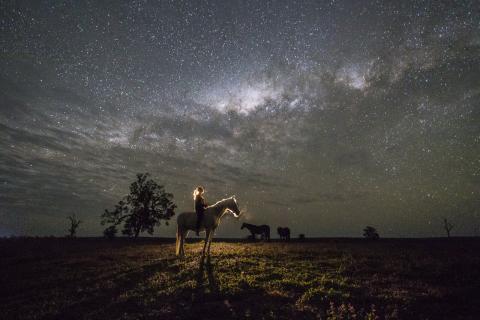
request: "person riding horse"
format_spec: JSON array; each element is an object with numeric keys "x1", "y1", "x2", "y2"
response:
[
  {"x1": 194, "y1": 186, "x2": 208, "y2": 236},
  {"x1": 176, "y1": 196, "x2": 241, "y2": 258}
]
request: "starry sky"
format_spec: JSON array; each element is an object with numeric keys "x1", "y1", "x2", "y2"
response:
[{"x1": 1, "y1": 0, "x2": 479, "y2": 238}]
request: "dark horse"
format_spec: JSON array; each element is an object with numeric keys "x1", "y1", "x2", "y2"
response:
[
  {"x1": 241, "y1": 223, "x2": 270, "y2": 241},
  {"x1": 277, "y1": 227, "x2": 290, "y2": 240}
]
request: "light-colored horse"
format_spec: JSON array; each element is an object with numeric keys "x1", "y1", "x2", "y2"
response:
[{"x1": 176, "y1": 196, "x2": 241, "y2": 259}]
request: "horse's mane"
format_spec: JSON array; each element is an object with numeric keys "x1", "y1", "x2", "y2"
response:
[{"x1": 207, "y1": 196, "x2": 234, "y2": 208}]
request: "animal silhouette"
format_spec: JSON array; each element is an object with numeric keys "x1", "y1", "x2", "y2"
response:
[
  {"x1": 277, "y1": 227, "x2": 290, "y2": 240},
  {"x1": 241, "y1": 223, "x2": 270, "y2": 241}
]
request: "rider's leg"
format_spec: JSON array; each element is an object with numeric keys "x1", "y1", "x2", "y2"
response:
[
  {"x1": 202, "y1": 229, "x2": 210, "y2": 260},
  {"x1": 196, "y1": 212, "x2": 203, "y2": 236}
]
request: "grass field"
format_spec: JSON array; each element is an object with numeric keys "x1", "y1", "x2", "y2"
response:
[{"x1": 1, "y1": 238, "x2": 480, "y2": 320}]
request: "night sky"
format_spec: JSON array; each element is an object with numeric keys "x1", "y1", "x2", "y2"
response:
[{"x1": 1, "y1": 0, "x2": 479, "y2": 237}]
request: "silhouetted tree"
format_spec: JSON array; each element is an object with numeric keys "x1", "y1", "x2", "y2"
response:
[
  {"x1": 103, "y1": 225, "x2": 117, "y2": 239},
  {"x1": 67, "y1": 214, "x2": 82, "y2": 238},
  {"x1": 101, "y1": 173, "x2": 176, "y2": 238},
  {"x1": 363, "y1": 226, "x2": 379, "y2": 240},
  {"x1": 443, "y1": 218, "x2": 454, "y2": 238}
]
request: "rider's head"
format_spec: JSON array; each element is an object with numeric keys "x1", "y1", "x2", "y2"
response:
[{"x1": 193, "y1": 186, "x2": 205, "y2": 199}]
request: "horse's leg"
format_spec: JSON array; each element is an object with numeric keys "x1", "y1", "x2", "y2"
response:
[
  {"x1": 178, "y1": 231, "x2": 183, "y2": 257},
  {"x1": 180, "y1": 230, "x2": 186, "y2": 257},
  {"x1": 207, "y1": 230, "x2": 213, "y2": 257},
  {"x1": 176, "y1": 226, "x2": 184, "y2": 256},
  {"x1": 175, "y1": 227, "x2": 180, "y2": 256},
  {"x1": 201, "y1": 229, "x2": 210, "y2": 260}
]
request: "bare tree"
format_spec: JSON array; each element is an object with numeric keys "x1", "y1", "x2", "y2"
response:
[
  {"x1": 443, "y1": 218, "x2": 454, "y2": 238},
  {"x1": 67, "y1": 214, "x2": 82, "y2": 238}
]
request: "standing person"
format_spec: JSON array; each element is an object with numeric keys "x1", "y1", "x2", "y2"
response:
[{"x1": 193, "y1": 186, "x2": 208, "y2": 236}]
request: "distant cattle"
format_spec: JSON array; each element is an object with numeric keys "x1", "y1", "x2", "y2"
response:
[
  {"x1": 241, "y1": 223, "x2": 270, "y2": 241},
  {"x1": 277, "y1": 227, "x2": 290, "y2": 241}
]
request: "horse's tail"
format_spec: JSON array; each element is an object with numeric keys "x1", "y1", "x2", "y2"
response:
[{"x1": 175, "y1": 224, "x2": 181, "y2": 256}]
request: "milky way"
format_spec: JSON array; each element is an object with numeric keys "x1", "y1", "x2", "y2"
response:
[{"x1": 1, "y1": 0, "x2": 479, "y2": 237}]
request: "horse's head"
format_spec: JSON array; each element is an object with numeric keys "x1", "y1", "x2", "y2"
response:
[{"x1": 227, "y1": 196, "x2": 241, "y2": 218}]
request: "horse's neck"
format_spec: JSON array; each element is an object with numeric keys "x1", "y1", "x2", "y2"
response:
[{"x1": 210, "y1": 202, "x2": 226, "y2": 219}]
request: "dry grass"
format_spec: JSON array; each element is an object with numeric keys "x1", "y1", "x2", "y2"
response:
[{"x1": 1, "y1": 238, "x2": 479, "y2": 319}]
